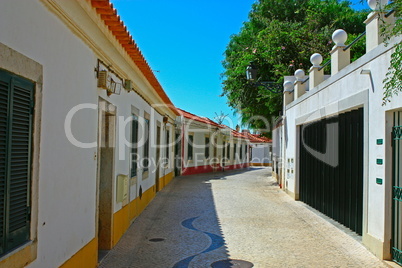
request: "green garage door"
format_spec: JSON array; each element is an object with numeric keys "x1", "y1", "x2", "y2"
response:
[{"x1": 299, "y1": 108, "x2": 363, "y2": 235}]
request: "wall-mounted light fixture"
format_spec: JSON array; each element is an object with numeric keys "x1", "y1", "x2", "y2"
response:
[
  {"x1": 95, "y1": 59, "x2": 123, "y2": 96},
  {"x1": 124, "y1": 79, "x2": 133, "y2": 91},
  {"x1": 246, "y1": 62, "x2": 282, "y2": 93},
  {"x1": 108, "y1": 78, "x2": 122, "y2": 96}
]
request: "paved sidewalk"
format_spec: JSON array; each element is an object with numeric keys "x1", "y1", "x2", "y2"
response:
[{"x1": 99, "y1": 167, "x2": 386, "y2": 268}]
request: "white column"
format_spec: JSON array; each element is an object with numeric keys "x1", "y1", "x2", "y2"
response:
[
  {"x1": 283, "y1": 81, "x2": 294, "y2": 106},
  {"x1": 365, "y1": 11, "x2": 395, "y2": 52},
  {"x1": 309, "y1": 53, "x2": 324, "y2": 89},
  {"x1": 331, "y1": 29, "x2": 350, "y2": 76},
  {"x1": 294, "y1": 69, "x2": 306, "y2": 98}
]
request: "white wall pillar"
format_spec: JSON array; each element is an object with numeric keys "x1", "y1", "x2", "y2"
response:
[
  {"x1": 294, "y1": 81, "x2": 306, "y2": 98},
  {"x1": 283, "y1": 81, "x2": 294, "y2": 106},
  {"x1": 294, "y1": 69, "x2": 306, "y2": 98},
  {"x1": 331, "y1": 29, "x2": 350, "y2": 76},
  {"x1": 365, "y1": 11, "x2": 395, "y2": 52},
  {"x1": 309, "y1": 53, "x2": 324, "y2": 89}
]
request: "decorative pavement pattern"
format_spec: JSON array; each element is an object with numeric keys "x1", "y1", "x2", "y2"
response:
[
  {"x1": 172, "y1": 217, "x2": 225, "y2": 268},
  {"x1": 99, "y1": 167, "x2": 389, "y2": 268}
]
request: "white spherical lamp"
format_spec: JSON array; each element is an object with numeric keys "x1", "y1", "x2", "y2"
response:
[
  {"x1": 283, "y1": 81, "x2": 293, "y2": 92},
  {"x1": 294, "y1": 69, "x2": 305, "y2": 81},
  {"x1": 310, "y1": 53, "x2": 323, "y2": 67},
  {"x1": 332, "y1": 29, "x2": 348, "y2": 47},
  {"x1": 368, "y1": 0, "x2": 388, "y2": 10}
]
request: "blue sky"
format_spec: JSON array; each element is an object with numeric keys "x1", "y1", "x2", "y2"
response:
[{"x1": 112, "y1": 0, "x2": 367, "y2": 128}]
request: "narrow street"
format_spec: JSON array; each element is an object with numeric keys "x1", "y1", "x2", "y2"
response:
[{"x1": 99, "y1": 167, "x2": 385, "y2": 268}]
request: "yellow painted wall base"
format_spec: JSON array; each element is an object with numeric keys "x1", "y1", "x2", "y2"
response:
[
  {"x1": 285, "y1": 188, "x2": 299, "y2": 200},
  {"x1": 0, "y1": 242, "x2": 37, "y2": 268},
  {"x1": 362, "y1": 232, "x2": 391, "y2": 260},
  {"x1": 250, "y1": 162, "x2": 272, "y2": 167},
  {"x1": 158, "y1": 171, "x2": 174, "y2": 189},
  {"x1": 112, "y1": 172, "x2": 174, "y2": 247},
  {"x1": 60, "y1": 237, "x2": 98, "y2": 268}
]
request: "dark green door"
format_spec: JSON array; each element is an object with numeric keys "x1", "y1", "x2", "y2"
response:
[{"x1": 392, "y1": 111, "x2": 402, "y2": 266}]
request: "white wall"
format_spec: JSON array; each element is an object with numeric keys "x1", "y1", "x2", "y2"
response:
[
  {"x1": 283, "y1": 34, "x2": 402, "y2": 249},
  {"x1": 0, "y1": 0, "x2": 178, "y2": 266},
  {"x1": 0, "y1": 1, "x2": 98, "y2": 267},
  {"x1": 251, "y1": 143, "x2": 271, "y2": 164}
]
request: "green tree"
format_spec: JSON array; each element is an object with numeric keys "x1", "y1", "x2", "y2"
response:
[
  {"x1": 221, "y1": 0, "x2": 367, "y2": 133},
  {"x1": 382, "y1": 0, "x2": 402, "y2": 104}
]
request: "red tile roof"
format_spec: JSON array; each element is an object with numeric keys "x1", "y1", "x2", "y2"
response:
[
  {"x1": 246, "y1": 133, "x2": 272, "y2": 143},
  {"x1": 177, "y1": 108, "x2": 222, "y2": 128},
  {"x1": 90, "y1": 0, "x2": 178, "y2": 115},
  {"x1": 178, "y1": 108, "x2": 270, "y2": 143}
]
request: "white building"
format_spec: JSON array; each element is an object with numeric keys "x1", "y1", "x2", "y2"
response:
[
  {"x1": 0, "y1": 0, "x2": 178, "y2": 267},
  {"x1": 178, "y1": 109, "x2": 250, "y2": 175},
  {"x1": 242, "y1": 131, "x2": 272, "y2": 167},
  {"x1": 278, "y1": 2, "x2": 402, "y2": 265}
]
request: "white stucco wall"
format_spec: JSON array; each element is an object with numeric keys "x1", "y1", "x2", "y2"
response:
[
  {"x1": 1, "y1": 1, "x2": 98, "y2": 267},
  {"x1": 251, "y1": 143, "x2": 271, "y2": 164},
  {"x1": 0, "y1": 0, "x2": 178, "y2": 267}
]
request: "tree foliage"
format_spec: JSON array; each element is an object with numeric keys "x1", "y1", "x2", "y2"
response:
[
  {"x1": 221, "y1": 0, "x2": 367, "y2": 132},
  {"x1": 383, "y1": 0, "x2": 402, "y2": 104}
]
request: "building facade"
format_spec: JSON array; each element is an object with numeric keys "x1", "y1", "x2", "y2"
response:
[
  {"x1": 0, "y1": 0, "x2": 178, "y2": 267},
  {"x1": 178, "y1": 109, "x2": 251, "y2": 176}
]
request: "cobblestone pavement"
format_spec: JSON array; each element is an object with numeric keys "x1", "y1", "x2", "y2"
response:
[{"x1": 99, "y1": 167, "x2": 387, "y2": 268}]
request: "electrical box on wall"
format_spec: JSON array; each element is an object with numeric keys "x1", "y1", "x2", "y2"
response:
[{"x1": 116, "y1": 174, "x2": 129, "y2": 203}]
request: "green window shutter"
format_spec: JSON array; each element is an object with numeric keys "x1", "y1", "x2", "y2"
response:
[
  {"x1": 131, "y1": 116, "x2": 138, "y2": 177},
  {"x1": 143, "y1": 118, "x2": 149, "y2": 172},
  {"x1": 222, "y1": 142, "x2": 225, "y2": 160},
  {"x1": 233, "y1": 144, "x2": 236, "y2": 160},
  {"x1": 165, "y1": 130, "x2": 170, "y2": 160},
  {"x1": 188, "y1": 135, "x2": 193, "y2": 160},
  {"x1": 0, "y1": 74, "x2": 10, "y2": 255},
  {"x1": 0, "y1": 70, "x2": 33, "y2": 254},
  {"x1": 205, "y1": 137, "x2": 209, "y2": 159}
]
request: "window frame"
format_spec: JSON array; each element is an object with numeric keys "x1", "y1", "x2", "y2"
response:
[
  {"x1": 233, "y1": 142, "x2": 237, "y2": 162},
  {"x1": 130, "y1": 113, "x2": 139, "y2": 178},
  {"x1": 204, "y1": 136, "x2": 210, "y2": 159},
  {"x1": 187, "y1": 134, "x2": 194, "y2": 161},
  {"x1": 240, "y1": 142, "x2": 243, "y2": 160},
  {"x1": 0, "y1": 42, "x2": 42, "y2": 266},
  {"x1": 142, "y1": 113, "x2": 150, "y2": 179}
]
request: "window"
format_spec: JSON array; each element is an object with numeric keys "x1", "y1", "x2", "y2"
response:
[
  {"x1": 223, "y1": 142, "x2": 226, "y2": 160},
  {"x1": 233, "y1": 143, "x2": 237, "y2": 160},
  {"x1": 240, "y1": 143, "x2": 243, "y2": 160},
  {"x1": 166, "y1": 129, "x2": 170, "y2": 160},
  {"x1": 226, "y1": 142, "x2": 230, "y2": 159},
  {"x1": 205, "y1": 137, "x2": 210, "y2": 159},
  {"x1": 0, "y1": 69, "x2": 34, "y2": 256},
  {"x1": 188, "y1": 134, "x2": 193, "y2": 160},
  {"x1": 130, "y1": 114, "x2": 139, "y2": 177},
  {"x1": 143, "y1": 117, "x2": 150, "y2": 173}
]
